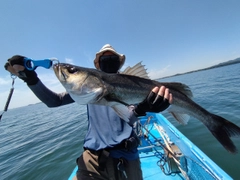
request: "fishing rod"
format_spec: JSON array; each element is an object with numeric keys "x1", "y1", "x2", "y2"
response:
[{"x1": 0, "y1": 58, "x2": 59, "y2": 121}]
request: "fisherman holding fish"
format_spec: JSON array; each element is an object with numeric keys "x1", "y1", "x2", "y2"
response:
[{"x1": 5, "y1": 44, "x2": 172, "y2": 180}]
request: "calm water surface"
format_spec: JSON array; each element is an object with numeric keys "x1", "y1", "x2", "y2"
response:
[{"x1": 0, "y1": 64, "x2": 240, "y2": 180}]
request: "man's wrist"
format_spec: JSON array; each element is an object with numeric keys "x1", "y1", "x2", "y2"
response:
[
  {"x1": 18, "y1": 71, "x2": 39, "y2": 85},
  {"x1": 133, "y1": 106, "x2": 146, "y2": 117},
  {"x1": 25, "y1": 77, "x2": 39, "y2": 85}
]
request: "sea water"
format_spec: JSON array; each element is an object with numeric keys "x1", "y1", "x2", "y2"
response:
[{"x1": 0, "y1": 63, "x2": 240, "y2": 180}]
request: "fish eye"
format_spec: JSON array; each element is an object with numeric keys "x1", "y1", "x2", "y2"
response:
[{"x1": 68, "y1": 67, "x2": 78, "y2": 74}]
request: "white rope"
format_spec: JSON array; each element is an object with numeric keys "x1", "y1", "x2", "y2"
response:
[{"x1": 154, "y1": 123, "x2": 190, "y2": 180}]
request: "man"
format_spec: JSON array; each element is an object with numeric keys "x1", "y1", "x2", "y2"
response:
[{"x1": 5, "y1": 44, "x2": 172, "y2": 180}]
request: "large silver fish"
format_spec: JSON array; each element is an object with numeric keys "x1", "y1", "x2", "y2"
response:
[{"x1": 53, "y1": 62, "x2": 240, "y2": 153}]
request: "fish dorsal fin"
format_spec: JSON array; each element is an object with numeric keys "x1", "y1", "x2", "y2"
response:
[
  {"x1": 121, "y1": 62, "x2": 150, "y2": 79},
  {"x1": 169, "y1": 111, "x2": 190, "y2": 125}
]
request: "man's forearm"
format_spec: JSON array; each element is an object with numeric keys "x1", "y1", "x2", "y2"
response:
[{"x1": 28, "y1": 80, "x2": 74, "y2": 107}]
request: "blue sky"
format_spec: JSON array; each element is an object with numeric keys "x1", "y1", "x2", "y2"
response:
[{"x1": 1, "y1": 0, "x2": 240, "y2": 109}]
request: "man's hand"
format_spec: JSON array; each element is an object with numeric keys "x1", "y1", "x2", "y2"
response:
[
  {"x1": 134, "y1": 86, "x2": 172, "y2": 116},
  {"x1": 4, "y1": 55, "x2": 39, "y2": 85}
]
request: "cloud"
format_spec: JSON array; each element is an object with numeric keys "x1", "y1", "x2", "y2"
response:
[
  {"x1": 148, "y1": 65, "x2": 171, "y2": 79},
  {"x1": 0, "y1": 84, "x2": 39, "y2": 110},
  {"x1": 0, "y1": 78, "x2": 9, "y2": 85},
  {"x1": 65, "y1": 58, "x2": 74, "y2": 64},
  {"x1": 0, "y1": 72, "x2": 66, "y2": 110},
  {"x1": 38, "y1": 73, "x2": 66, "y2": 93},
  {"x1": 0, "y1": 76, "x2": 13, "y2": 85}
]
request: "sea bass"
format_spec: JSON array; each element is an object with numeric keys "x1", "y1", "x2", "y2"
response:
[{"x1": 53, "y1": 62, "x2": 240, "y2": 153}]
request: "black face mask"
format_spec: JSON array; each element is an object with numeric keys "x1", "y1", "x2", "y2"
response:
[{"x1": 99, "y1": 55, "x2": 121, "y2": 73}]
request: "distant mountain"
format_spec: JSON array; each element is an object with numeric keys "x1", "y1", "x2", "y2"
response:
[
  {"x1": 207, "y1": 57, "x2": 240, "y2": 69},
  {"x1": 160, "y1": 57, "x2": 240, "y2": 79}
]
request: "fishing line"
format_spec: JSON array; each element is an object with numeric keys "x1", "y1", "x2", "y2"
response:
[{"x1": 0, "y1": 74, "x2": 17, "y2": 121}]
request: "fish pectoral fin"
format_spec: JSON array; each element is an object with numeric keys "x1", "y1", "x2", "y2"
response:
[
  {"x1": 169, "y1": 111, "x2": 190, "y2": 125},
  {"x1": 112, "y1": 104, "x2": 131, "y2": 123}
]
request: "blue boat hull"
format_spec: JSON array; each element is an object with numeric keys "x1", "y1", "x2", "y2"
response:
[{"x1": 68, "y1": 113, "x2": 232, "y2": 180}]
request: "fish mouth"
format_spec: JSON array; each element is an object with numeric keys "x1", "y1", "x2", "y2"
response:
[
  {"x1": 53, "y1": 63, "x2": 68, "y2": 81},
  {"x1": 53, "y1": 63, "x2": 80, "y2": 82}
]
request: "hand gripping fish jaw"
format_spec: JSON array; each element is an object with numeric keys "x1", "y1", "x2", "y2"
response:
[{"x1": 24, "y1": 57, "x2": 59, "y2": 70}]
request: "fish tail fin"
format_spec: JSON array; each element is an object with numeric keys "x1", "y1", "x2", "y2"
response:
[{"x1": 208, "y1": 114, "x2": 240, "y2": 154}]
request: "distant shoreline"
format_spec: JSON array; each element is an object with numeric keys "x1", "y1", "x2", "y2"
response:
[{"x1": 159, "y1": 57, "x2": 240, "y2": 79}]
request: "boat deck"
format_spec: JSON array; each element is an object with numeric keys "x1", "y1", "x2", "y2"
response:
[
  {"x1": 140, "y1": 150, "x2": 184, "y2": 179},
  {"x1": 138, "y1": 118, "x2": 184, "y2": 180}
]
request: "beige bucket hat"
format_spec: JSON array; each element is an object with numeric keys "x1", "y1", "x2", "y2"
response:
[{"x1": 94, "y1": 44, "x2": 125, "y2": 70}]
